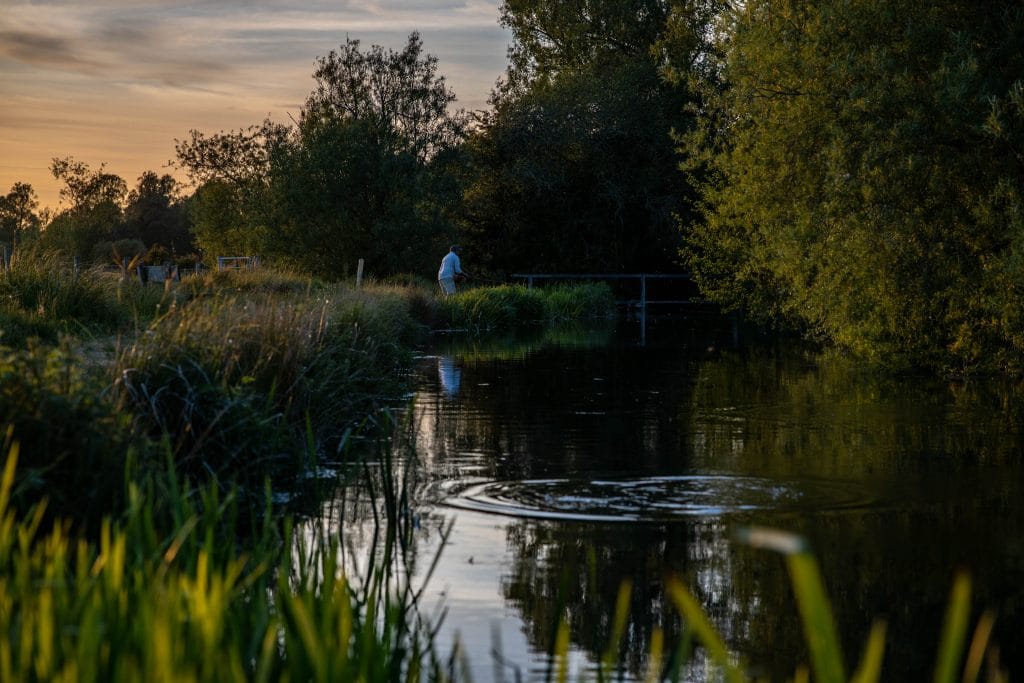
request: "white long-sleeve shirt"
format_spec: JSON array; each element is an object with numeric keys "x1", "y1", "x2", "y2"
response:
[{"x1": 438, "y1": 251, "x2": 462, "y2": 280}]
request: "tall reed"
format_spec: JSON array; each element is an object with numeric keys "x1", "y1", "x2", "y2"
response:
[
  {"x1": 0, "y1": 258, "x2": 170, "y2": 346},
  {"x1": 0, "y1": 432, "x2": 454, "y2": 683},
  {"x1": 438, "y1": 282, "x2": 615, "y2": 332}
]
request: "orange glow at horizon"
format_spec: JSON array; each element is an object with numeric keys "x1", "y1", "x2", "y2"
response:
[{"x1": 0, "y1": 1, "x2": 509, "y2": 210}]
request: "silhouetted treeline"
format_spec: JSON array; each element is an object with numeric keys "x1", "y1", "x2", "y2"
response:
[{"x1": 4, "y1": 0, "x2": 1023, "y2": 372}]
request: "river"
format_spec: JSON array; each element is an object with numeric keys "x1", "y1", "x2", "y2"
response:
[{"x1": 316, "y1": 312, "x2": 1024, "y2": 681}]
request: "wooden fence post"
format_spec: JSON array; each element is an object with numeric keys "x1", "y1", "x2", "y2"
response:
[{"x1": 356, "y1": 258, "x2": 365, "y2": 288}]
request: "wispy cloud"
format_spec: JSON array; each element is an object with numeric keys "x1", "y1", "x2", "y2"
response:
[{"x1": 0, "y1": 0, "x2": 510, "y2": 207}]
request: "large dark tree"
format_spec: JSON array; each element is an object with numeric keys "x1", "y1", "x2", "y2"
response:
[
  {"x1": 174, "y1": 121, "x2": 290, "y2": 260},
  {"x1": 175, "y1": 33, "x2": 464, "y2": 278},
  {"x1": 269, "y1": 32, "x2": 465, "y2": 277},
  {"x1": 678, "y1": 0, "x2": 1024, "y2": 373},
  {"x1": 117, "y1": 172, "x2": 192, "y2": 255},
  {"x1": 40, "y1": 158, "x2": 128, "y2": 261},
  {"x1": 460, "y1": 0, "x2": 721, "y2": 274}
]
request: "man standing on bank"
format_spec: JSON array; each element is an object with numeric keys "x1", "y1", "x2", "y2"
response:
[{"x1": 437, "y1": 245, "x2": 468, "y2": 296}]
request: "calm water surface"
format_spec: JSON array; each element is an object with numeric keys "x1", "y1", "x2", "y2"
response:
[{"x1": 323, "y1": 314, "x2": 1024, "y2": 681}]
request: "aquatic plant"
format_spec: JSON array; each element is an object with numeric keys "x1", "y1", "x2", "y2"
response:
[{"x1": 542, "y1": 282, "x2": 617, "y2": 322}]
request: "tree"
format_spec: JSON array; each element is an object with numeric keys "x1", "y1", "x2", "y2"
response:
[
  {"x1": 268, "y1": 117, "x2": 446, "y2": 277},
  {"x1": 679, "y1": 0, "x2": 1024, "y2": 372},
  {"x1": 174, "y1": 120, "x2": 289, "y2": 260},
  {"x1": 119, "y1": 172, "x2": 192, "y2": 255},
  {"x1": 303, "y1": 31, "x2": 468, "y2": 162},
  {"x1": 0, "y1": 182, "x2": 41, "y2": 251},
  {"x1": 174, "y1": 33, "x2": 465, "y2": 278},
  {"x1": 460, "y1": 0, "x2": 721, "y2": 273},
  {"x1": 50, "y1": 157, "x2": 127, "y2": 211},
  {"x1": 463, "y1": 61, "x2": 690, "y2": 272},
  {"x1": 499, "y1": 0, "x2": 671, "y2": 85},
  {"x1": 40, "y1": 158, "x2": 127, "y2": 261}
]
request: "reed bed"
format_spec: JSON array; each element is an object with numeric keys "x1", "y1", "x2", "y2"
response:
[
  {"x1": 439, "y1": 282, "x2": 615, "y2": 332},
  {"x1": 0, "y1": 439, "x2": 453, "y2": 683},
  {"x1": 0, "y1": 259, "x2": 169, "y2": 346},
  {"x1": 115, "y1": 283, "x2": 421, "y2": 490}
]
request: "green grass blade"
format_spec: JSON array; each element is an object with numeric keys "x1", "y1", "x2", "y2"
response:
[
  {"x1": 850, "y1": 620, "x2": 887, "y2": 683},
  {"x1": 785, "y1": 552, "x2": 846, "y2": 683},
  {"x1": 666, "y1": 578, "x2": 746, "y2": 683},
  {"x1": 599, "y1": 579, "x2": 632, "y2": 676},
  {"x1": 738, "y1": 528, "x2": 845, "y2": 683},
  {"x1": 933, "y1": 572, "x2": 971, "y2": 683},
  {"x1": 961, "y1": 610, "x2": 995, "y2": 683},
  {"x1": 554, "y1": 619, "x2": 570, "y2": 683}
]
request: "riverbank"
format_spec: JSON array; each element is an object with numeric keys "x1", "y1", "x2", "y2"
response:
[
  {"x1": 0, "y1": 265, "x2": 1009, "y2": 681},
  {"x1": 0, "y1": 265, "x2": 621, "y2": 680}
]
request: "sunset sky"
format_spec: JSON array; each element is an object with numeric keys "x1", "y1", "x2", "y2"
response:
[{"x1": 0, "y1": 0, "x2": 511, "y2": 211}]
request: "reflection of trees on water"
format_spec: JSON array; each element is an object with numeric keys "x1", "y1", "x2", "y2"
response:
[
  {"x1": 332, "y1": 324, "x2": 1024, "y2": 678},
  {"x1": 500, "y1": 518, "x2": 756, "y2": 678}
]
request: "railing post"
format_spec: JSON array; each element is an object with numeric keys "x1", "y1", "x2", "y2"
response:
[
  {"x1": 527, "y1": 276, "x2": 533, "y2": 289},
  {"x1": 640, "y1": 274, "x2": 647, "y2": 310}
]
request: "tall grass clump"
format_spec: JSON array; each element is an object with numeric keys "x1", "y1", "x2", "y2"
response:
[
  {"x1": 439, "y1": 285, "x2": 547, "y2": 331},
  {"x1": 116, "y1": 282, "x2": 418, "y2": 487},
  {"x1": 0, "y1": 342, "x2": 142, "y2": 528},
  {"x1": 542, "y1": 282, "x2": 616, "y2": 322},
  {"x1": 0, "y1": 437, "x2": 454, "y2": 682},
  {"x1": 0, "y1": 261, "x2": 121, "y2": 343},
  {"x1": 180, "y1": 267, "x2": 332, "y2": 300},
  {"x1": 0, "y1": 258, "x2": 173, "y2": 346},
  {"x1": 438, "y1": 283, "x2": 616, "y2": 332}
]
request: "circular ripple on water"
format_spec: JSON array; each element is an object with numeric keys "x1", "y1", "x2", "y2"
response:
[{"x1": 441, "y1": 475, "x2": 878, "y2": 523}]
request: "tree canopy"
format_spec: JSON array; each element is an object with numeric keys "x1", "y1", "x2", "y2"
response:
[
  {"x1": 460, "y1": 0, "x2": 721, "y2": 274},
  {"x1": 677, "y1": 0, "x2": 1024, "y2": 372},
  {"x1": 174, "y1": 32, "x2": 462, "y2": 278},
  {"x1": 0, "y1": 183, "x2": 41, "y2": 251}
]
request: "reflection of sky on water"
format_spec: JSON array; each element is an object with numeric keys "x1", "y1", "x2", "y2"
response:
[{"x1": 438, "y1": 355, "x2": 462, "y2": 398}]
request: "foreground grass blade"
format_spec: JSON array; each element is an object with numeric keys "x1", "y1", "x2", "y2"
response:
[
  {"x1": 850, "y1": 620, "x2": 887, "y2": 683},
  {"x1": 737, "y1": 528, "x2": 845, "y2": 683},
  {"x1": 599, "y1": 579, "x2": 632, "y2": 679},
  {"x1": 933, "y1": 572, "x2": 971, "y2": 683},
  {"x1": 666, "y1": 578, "x2": 746, "y2": 683},
  {"x1": 961, "y1": 610, "x2": 995, "y2": 683}
]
